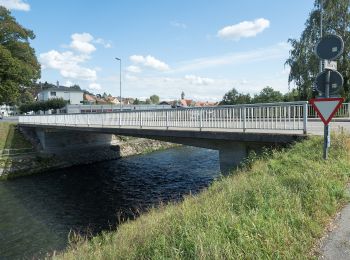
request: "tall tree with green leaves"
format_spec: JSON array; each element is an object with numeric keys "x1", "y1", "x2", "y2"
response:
[
  {"x1": 252, "y1": 86, "x2": 284, "y2": 103},
  {"x1": 0, "y1": 6, "x2": 41, "y2": 104},
  {"x1": 285, "y1": 0, "x2": 350, "y2": 100},
  {"x1": 220, "y1": 88, "x2": 251, "y2": 105},
  {"x1": 149, "y1": 94, "x2": 160, "y2": 104}
]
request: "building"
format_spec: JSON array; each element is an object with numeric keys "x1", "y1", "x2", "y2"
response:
[
  {"x1": 194, "y1": 101, "x2": 218, "y2": 107},
  {"x1": 0, "y1": 104, "x2": 17, "y2": 117},
  {"x1": 37, "y1": 87, "x2": 84, "y2": 105},
  {"x1": 83, "y1": 93, "x2": 97, "y2": 104}
]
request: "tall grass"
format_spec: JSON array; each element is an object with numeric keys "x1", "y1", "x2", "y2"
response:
[
  {"x1": 0, "y1": 122, "x2": 32, "y2": 149},
  {"x1": 55, "y1": 135, "x2": 350, "y2": 259}
]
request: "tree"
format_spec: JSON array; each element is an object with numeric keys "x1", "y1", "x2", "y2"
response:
[
  {"x1": 19, "y1": 98, "x2": 66, "y2": 114},
  {"x1": 133, "y1": 98, "x2": 140, "y2": 105},
  {"x1": 149, "y1": 94, "x2": 160, "y2": 104},
  {"x1": 220, "y1": 88, "x2": 251, "y2": 105},
  {"x1": 0, "y1": 7, "x2": 41, "y2": 104},
  {"x1": 18, "y1": 89, "x2": 34, "y2": 104},
  {"x1": 283, "y1": 88, "x2": 300, "y2": 102},
  {"x1": 285, "y1": 0, "x2": 350, "y2": 100},
  {"x1": 252, "y1": 86, "x2": 284, "y2": 103}
]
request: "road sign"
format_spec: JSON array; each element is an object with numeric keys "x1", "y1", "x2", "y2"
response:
[
  {"x1": 315, "y1": 34, "x2": 344, "y2": 60},
  {"x1": 309, "y1": 98, "x2": 344, "y2": 125},
  {"x1": 315, "y1": 70, "x2": 343, "y2": 96},
  {"x1": 324, "y1": 60, "x2": 337, "y2": 70}
]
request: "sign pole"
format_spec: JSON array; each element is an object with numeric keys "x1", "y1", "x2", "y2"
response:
[{"x1": 323, "y1": 70, "x2": 330, "y2": 159}]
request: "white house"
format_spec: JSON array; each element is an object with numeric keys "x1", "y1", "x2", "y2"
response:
[
  {"x1": 37, "y1": 87, "x2": 84, "y2": 105},
  {"x1": 0, "y1": 104, "x2": 17, "y2": 117}
]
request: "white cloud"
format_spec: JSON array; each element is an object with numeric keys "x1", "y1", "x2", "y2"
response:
[
  {"x1": 130, "y1": 55, "x2": 170, "y2": 71},
  {"x1": 184, "y1": 75, "x2": 214, "y2": 85},
  {"x1": 218, "y1": 18, "x2": 270, "y2": 40},
  {"x1": 130, "y1": 55, "x2": 145, "y2": 63},
  {"x1": 70, "y1": 33, "x2": 96, "y2": 54},
  {"x1": 126, "y1": 65, "x2": 142, "y2": 73},
  {"x1": 39, "y1": 50, "x2": 97, "y2": 81},
  {"x1": 171, "y1": 42, "x2": 289, "y2": 73},
  {"x1": 125, "y1": 74, "x2": 138, "y2": 81},
  {"x1": 0, "y1": 0, "x2": 30, "y2": 11},
  {"x1": 94, "y1": 38, "x2": 112, "y2": 48},
  {"x1": 89, "y1": 83, "x2": 102, "y2": 90},
  {"x1": 65, "y1": 80, "x2": 74, "y2": 87},
  {"x1": 170, "y1": 21, "x2": 187, "y2": 29}
]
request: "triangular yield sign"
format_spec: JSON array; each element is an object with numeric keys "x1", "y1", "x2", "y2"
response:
[{"x1": 309, "y1": 98, "x2": 344, "y2": 125}]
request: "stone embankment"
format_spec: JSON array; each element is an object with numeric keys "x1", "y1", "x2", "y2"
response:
[{"x1": 0, "y1": 135, "x2": 177, "y2": 180}]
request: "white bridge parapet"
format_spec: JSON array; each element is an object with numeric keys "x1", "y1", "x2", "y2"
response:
[{"x1": 19, "y1": 101, "x2": 309, "y2": 134}]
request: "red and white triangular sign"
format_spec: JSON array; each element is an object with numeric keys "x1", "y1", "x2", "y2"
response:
[{"x1": 309, "y1": 98, "x2": 344, "y2": 125}]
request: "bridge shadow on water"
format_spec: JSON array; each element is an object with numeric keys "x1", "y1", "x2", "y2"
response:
[{"x1": 0, "y1": 146, "x2": 220, "y2": 259}]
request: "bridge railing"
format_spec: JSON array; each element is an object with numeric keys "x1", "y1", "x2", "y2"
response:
[
  {"x1": 308, "y1": 102, "x2": 349, "y2": 118},
  {"x1": 19, "y1": 101, "x2": 308, "y2": 133}
]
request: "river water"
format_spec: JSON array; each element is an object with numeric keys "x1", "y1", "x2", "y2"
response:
[{"x1": 0, "y1": 146, "x2": 220, "y2": 259}]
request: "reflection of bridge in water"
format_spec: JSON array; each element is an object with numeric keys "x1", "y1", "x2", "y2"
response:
[{"x1": 19, "y1": 101, "x2": 350, "y2": 173}]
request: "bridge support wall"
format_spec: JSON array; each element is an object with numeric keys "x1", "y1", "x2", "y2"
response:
[
  {"x1": 21, "y1": 125, "x2": 301, "y2": 175},
  {"x1": 218, "y1": 143, "x2": 248, "y2": 174},
  {"x1": 31, "y1": 128, "x2": 120, "y2": 166}
]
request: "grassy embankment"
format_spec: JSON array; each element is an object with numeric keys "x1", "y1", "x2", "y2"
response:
[
  {"x1": 0, "y1": 122, "x2": 32, "y2": 150},
  {"x1": 0, "y1": 122, "x2": 34, "y2": 179},
  {"x1": 56, "y1": 134, "x2": 350, "y2": 259}
]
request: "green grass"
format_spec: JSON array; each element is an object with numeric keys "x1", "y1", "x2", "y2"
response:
[
  {"x1": 0, "y1": 122, "x2": 32, "y2": 150},
  {"x1": 55, "y1": 135, "x2": 350, "y2": 260}
]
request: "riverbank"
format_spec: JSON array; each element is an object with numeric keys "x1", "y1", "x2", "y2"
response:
[
  {"x1": 0, "y1": 122, "x2": 177, "y2": 180},
  {"x1": 55, "y1": 134, "x2": 350, "y2": 259}
]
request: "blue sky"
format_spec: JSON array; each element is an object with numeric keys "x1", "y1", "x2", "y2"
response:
[{"x1": 1, "y1": 0, "x2": 315, "y2": 101}]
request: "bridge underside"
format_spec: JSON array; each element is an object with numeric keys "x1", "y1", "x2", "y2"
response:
[{"x1": 20, "y1": 125, "x2": 306, "y2": 174}]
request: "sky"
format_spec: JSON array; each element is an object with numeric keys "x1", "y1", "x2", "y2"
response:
[{"x1": 1, "y1": 0, "x2": 316, "y2": 101}]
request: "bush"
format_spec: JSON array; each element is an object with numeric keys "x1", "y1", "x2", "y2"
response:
[{"x1": 19, "y1": 98, "x2": 67, "y2": 113}]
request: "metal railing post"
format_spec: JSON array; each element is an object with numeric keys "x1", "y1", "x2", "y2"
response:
[
  {"x1": 166, "y1": 110, "x2": 169, "y2": 130},
  {"x1": 242, "y1": 106, "x2": 246, "y2": 132},
  {"x1": 303, "y1": 102, "x2": 308, "y2": 135},
  {"x1": 199, "y1": 108, "x2": 203, "y2": 131},
  {"x1": 140, "y1": 111, "x2": 142, "y2": 129}
]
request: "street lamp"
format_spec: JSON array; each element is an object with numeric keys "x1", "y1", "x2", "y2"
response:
[{"x1": 115, "y1": 57, "x2": 122, "y2": 111}]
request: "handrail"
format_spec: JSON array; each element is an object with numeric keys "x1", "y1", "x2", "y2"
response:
[{"x1": 19, "y1": 102, "x2": 308, "y2": 133}]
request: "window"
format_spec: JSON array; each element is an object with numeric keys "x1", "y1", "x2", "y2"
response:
[{"x1": 50, "y1": 91, "x2": 56, "y2": 96}]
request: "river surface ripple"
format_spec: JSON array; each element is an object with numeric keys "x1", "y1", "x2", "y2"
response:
[{"x1": 0, "y1": 146, "x2": 220, "y2": 259}]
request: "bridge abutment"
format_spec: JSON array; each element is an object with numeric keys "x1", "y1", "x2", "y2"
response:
[
  {"x1": 218, "y1": 143, "x2": 248, "y2": 174},
  {"x1": 30, "y1": 128, "x2": 120, "y2": 166}
]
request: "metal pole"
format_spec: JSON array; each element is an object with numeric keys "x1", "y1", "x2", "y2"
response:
[
  {"x1": 115, "y1": 57, "x2": 122, "y2": 111},
  {"x1": 319, "y1": 0, "x2": 323, "y2": 73},
  {"x1": 323, "y1": 70, "x2": 330, "y2": 159},
  {"x1": 319, "y1": 1, "x2": 331, "y2": 160}
]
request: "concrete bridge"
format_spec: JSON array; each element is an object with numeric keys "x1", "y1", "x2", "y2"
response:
[{"x1": 18, "y1": 101, "x2": 350, "y2": 173}]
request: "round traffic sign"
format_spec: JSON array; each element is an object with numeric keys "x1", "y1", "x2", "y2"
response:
[
  {"x1": 315, "y1": 70, "x2": 343, "y2": 95},
  {"x1": 315, "y1": 34, "x2": 344, "y2": 60}
]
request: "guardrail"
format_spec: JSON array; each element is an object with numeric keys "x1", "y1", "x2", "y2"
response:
[{"x1": 19, "y1": 101, "x2": 308, "y2": 134}]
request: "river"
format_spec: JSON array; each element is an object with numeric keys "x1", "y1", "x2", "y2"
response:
[{"x1": 0, "y1": 146, "x2": 220, "y2": 259}]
